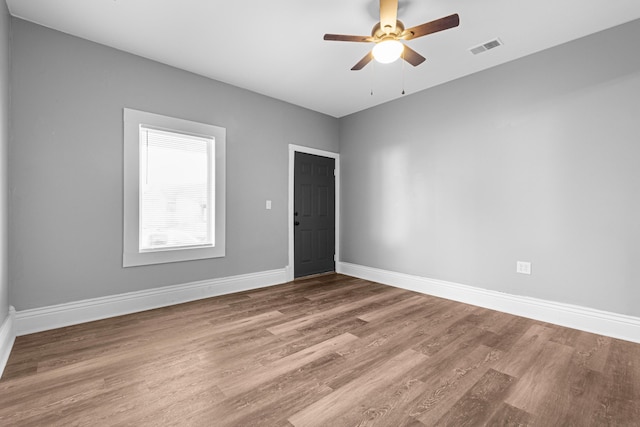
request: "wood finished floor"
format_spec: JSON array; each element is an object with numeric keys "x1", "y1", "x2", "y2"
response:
[{"x1": 2, "y1": 274, "x2": 639, "y2": 426}]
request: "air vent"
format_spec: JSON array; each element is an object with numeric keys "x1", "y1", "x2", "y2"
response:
[{"x1": 469, "y1": 38, "x2": 503, "y2": 55}]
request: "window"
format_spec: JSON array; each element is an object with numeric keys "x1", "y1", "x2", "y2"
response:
[
  {"x1": 139, "y1": 127, "x2": 213, "y2": 251},
  {"x1": 123, "y1": 108, "x2": 225, "y2": 267}
]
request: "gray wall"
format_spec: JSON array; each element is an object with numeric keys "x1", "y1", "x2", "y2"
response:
[
  {"x1": 8, "y1": 15, "x2": 640, "y2": 319},
  {"x1": 9, "y1": 19, "x2": 339, "y2": 310},
  {"x1": 340, "y1": 19, "x2": 640, "y2": 317},
  {"x1": 0, "y1": 3, "x2": 9, "y2": 321}
]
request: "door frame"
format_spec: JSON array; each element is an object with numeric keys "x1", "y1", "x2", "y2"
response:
[{"x1": 287, "y1": 144, "x2": 340, "y2": 282}]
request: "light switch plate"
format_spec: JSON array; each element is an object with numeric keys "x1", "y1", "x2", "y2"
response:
[{"x1": 266, "y1": 200, "x2": 272, "y2": 210}]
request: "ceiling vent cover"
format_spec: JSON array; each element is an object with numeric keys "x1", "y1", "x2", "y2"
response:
[{"x1": 469, "y1": 38, "x2": 503, "y2": 55}]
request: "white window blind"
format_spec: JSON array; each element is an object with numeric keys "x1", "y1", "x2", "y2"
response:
[{"x1": 139, "y1": 126, "x2": 214, "y2": 251}]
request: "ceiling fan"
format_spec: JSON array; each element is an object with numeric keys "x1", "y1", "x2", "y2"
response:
[{"x1": 324, "y1": 0, "x2": 460, "y2": 70}]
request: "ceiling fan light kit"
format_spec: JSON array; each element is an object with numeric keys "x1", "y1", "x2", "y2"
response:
[
  {"x1": 372, "y1": 39, "x2": 404, "y2": 63},
  {"x1": 324, "y1": 0, "x2": 459, "y2": 71}
]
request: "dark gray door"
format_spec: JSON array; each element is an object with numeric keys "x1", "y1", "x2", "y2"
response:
[{"x1": 294, "y1": 152, "x2": 335, "y2": 278}]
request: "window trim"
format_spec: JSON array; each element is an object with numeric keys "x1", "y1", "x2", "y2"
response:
[{"x1": 123, "y1": 108, "x2": 226, "y2": 267}]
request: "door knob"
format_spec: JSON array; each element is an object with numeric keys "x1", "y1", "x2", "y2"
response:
[{"x1": 294, "y1": 221, "x2": 300, "y2": 226}]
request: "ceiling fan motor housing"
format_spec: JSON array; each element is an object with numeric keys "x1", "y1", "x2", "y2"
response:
[{"x1": 372, "y1": 20, "x2": 405, "y2": 40}]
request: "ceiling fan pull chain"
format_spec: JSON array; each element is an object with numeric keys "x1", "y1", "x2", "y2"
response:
[
  {"x1": 401, "y1": 48, "x2": 406, "y2": 95},
  {"x1": 371, "y1": 59, "x2": 375, "y2": 95}
]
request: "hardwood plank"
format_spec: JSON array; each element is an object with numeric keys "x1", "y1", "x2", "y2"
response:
[
  {"x1": 573, "y1": 331, "x2": 611, "y2": 373},
  {"x1": 491, "y1": 323, "x2": 555, "y2": 378},
  {"x1": 301, "y1": 277, "x2": 382, "y2": 301},
  {"x1": 0, "y1": 378, "x2": 108, "y2": 425},
  {"x1": 266, "y1": 287, "x2": 406, "y2": 335},
  {"x1": 250, "y1": 317, "x2": 367, "y2": 367},
  {"x1": 503, "y1": 340, "x2": 574, "y2": 414},
  {"x1": 324, "y1": 328, "x2": 501, "y2": 426},
  {"x1": 411, "y1": 344, "x2": 503, "y2": 424},
  {"x1": 544, "y1": 365, "x2": 605, "y2": 427},
  {"x1": 483, "y1": 315, "x2": 532, "y2": 351},
  {"x1": 532, "y1": 331, "x2": 613, "y2": 425},
  {"x1": 433, "y1": 368, "x2": 516, "y2": 426},
  {"x1": 333, "y1": 377, "x2": 428, "y2": 427},
  {"x1": 325, "y1": 300, "x2": 474, "y2": 391},
  {"x1": 485, "y1": 402, "x2": 533, "y2": 426},
  {"x1": 324, "y1": 322, "x2": 430, "y2": 391},
  {"x1": 216, "y1": 332, "x2": 358, "y2": 397},
  {"x1": 206, "y1": 354, "x2": 339, "y2": 427},
  {"x1": 350, "y1": 294, "x2": 460, "y2": 341},
  {"x1": 357, "y1": 294, "x2": 429, "y2": 322},
  {"x1": 287, "y1": 348, "x2": 429, "y2": 427},
  {"x1": 590, "y1": 338, "x2": 640, "y2": 425},
  {"x1": 412, "y1": 309, "x2": 492, "y2": 357}
]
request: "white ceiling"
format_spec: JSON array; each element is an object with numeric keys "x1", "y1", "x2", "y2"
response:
[{"x1": 7, "y1": 0, "x2": 640, "y2": 118}]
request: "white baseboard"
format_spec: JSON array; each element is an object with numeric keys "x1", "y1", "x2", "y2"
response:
[
  {"x1": 337, "y1": 262, "x2": 640, "y2": 344},
  {"x1": 15, "y1": 268, "x2": 288, "y2": 336},
  {"x1": 0, "y1": 306, "x2": 16, "y2": 377}
]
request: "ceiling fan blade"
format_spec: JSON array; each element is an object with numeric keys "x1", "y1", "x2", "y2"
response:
[
  {"x1": 351, "y1": 51, "x2": 373, "y2": 71},
  {"x1": 324, "y1": 34, "x2": 373, "y2": 43},
  {"x1": 379, "y1": 0, "x2": 398, "y2": 34},
  {"x1": 404, "y1": 13, "x2": 460, "y2": 40},
  {"x1": 402, "y1": 45, "x2": 426, "y2": 67}
]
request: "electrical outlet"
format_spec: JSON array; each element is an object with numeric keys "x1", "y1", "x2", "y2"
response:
[{"x1": 516, "y1": 261, "x2": 531, "y2": 275}]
